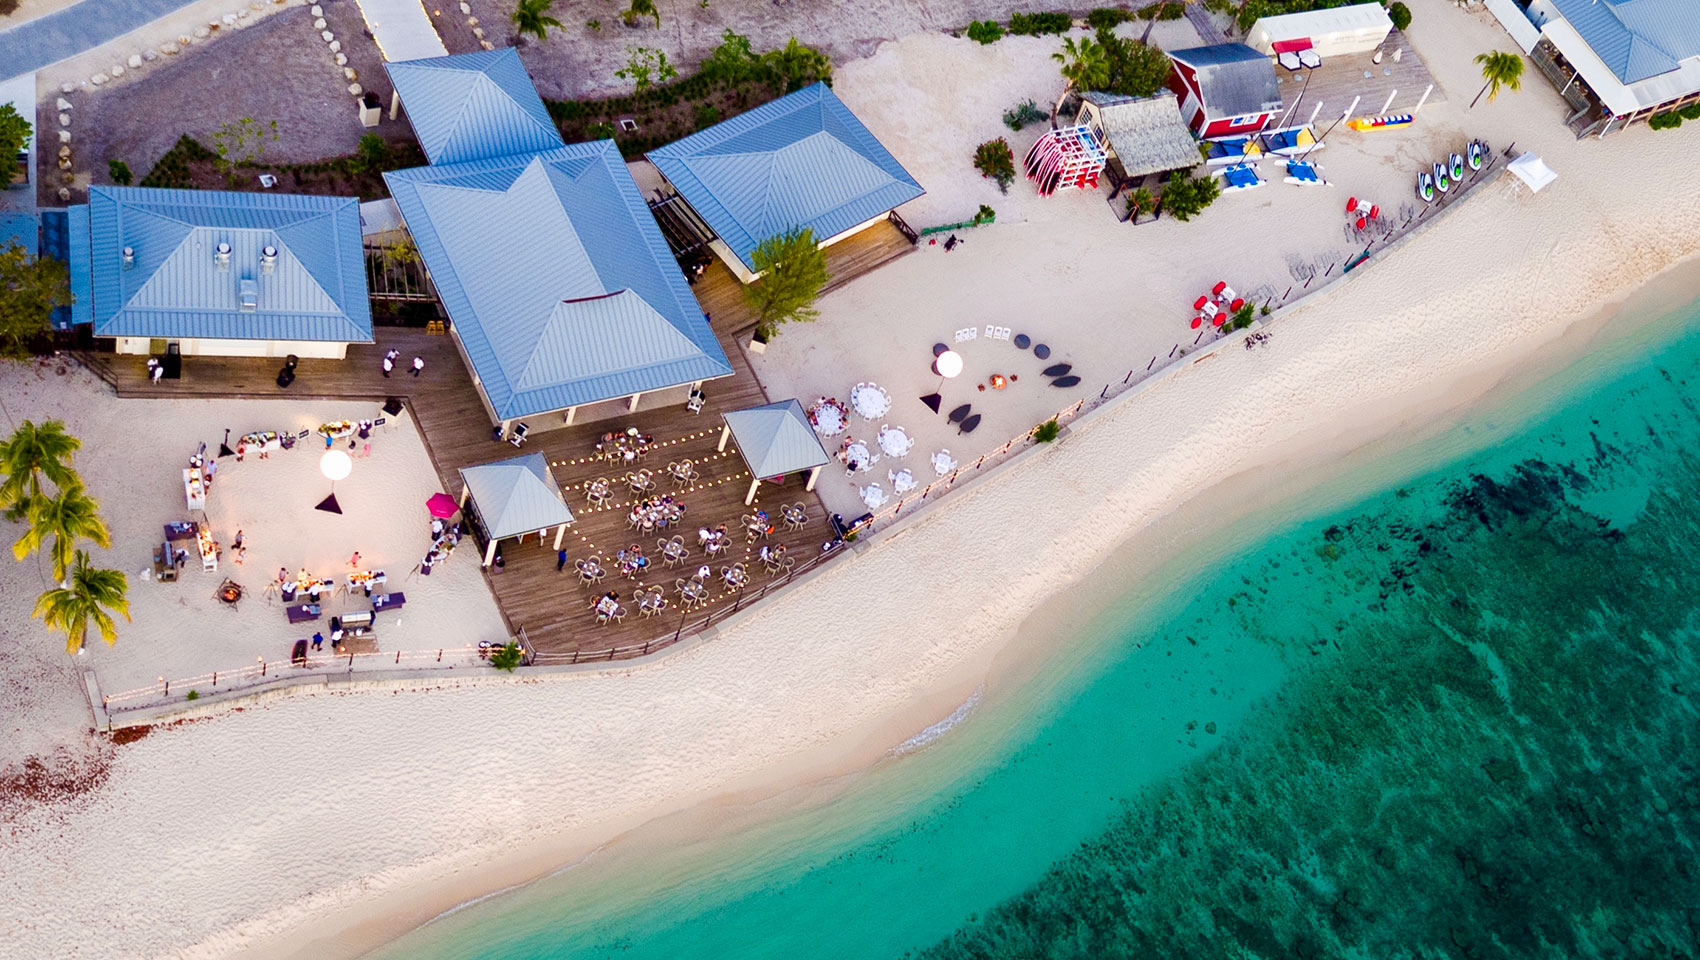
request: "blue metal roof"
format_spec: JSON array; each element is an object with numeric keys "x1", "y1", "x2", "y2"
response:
[
  {"x1": 65, "y1": 206, "x2": 92, "y2": 328},
  {"x1": 459, "y1": 452, "x2": 573, "y2": 539},
  {"x1": 1545, "y1": 0, "x2": 1698, "y2": 85},
  {"x1": 70, "y1": 186, "x2": 371, "y2": 343},
  {"x1": 0, "y1": 212, "x2": 36, "y2": 254},
  {"x1": 723, "y1": 399, "x2": 829, "y2": 477},
  {"x1": 386, "y1": 48, "x2": 565, "y2": 165},
  {"x1": 647, "y1": 83, "x2": 924, "y2": 271},
  {"x1": 384, "y1": 140, "x2": 732, "y2": 421}
]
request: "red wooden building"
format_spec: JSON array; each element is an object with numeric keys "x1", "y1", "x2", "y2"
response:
[{"x1": 1166, "y1": 43, "x2": 1284, "y2": 139}]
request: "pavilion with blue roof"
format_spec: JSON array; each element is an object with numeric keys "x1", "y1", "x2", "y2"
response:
[
  {"x1": 1508, "y1": 0, "x2": 1700, "y2": 133},
  {"x1": 64, "y1": 186, "x2": 371, "y2": 359},
  {"x1": 384, "y1": 49, "x2": 731, "y2": 429},
  {"x1": 647, "y1": 82, "x2": 923, "y2": 281}
]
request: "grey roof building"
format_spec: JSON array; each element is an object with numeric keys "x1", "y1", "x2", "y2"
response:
[
  {"x1": 647, "y1": 83, "x2": 924, "y2": 276},
  {"x1": 65, "y1": 186, "x2": 372, "y2": 353},
  {"x1": 1167, "y1": 43, "x2": 1284, "y2": 136},
  {"x1": 1077, "y1": 90, "x2": 1201, "y2": 181},
  {"x1": 459, "y1": 452, "x2": 575, "y2": 564},
  {"x1": 385, "y1": 48, "x2": 565, "y2": 166},
  {"x1": 718, "y1": 399, "x2": 829, "y2": 504}
]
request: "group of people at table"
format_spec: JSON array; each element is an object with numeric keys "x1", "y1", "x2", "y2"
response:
[
  {"x1": 595, "y1": 428, "x2": 658, "y2": 464},
  {"x1": 628, "y1": 496, "x2": 686, "y2": 532}
]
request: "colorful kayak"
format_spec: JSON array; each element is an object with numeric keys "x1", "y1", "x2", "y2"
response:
[
  {"x1": 1417, "y1": 171, "x2": 1435, "y2": 203},
  {"x1": 1346, "y1": 113, "x2": 1414, "y2": 132}
]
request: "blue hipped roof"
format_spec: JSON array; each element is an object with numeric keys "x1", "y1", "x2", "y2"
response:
[
  {"x1": 459, "y1": 452, "x2": 573, "y2": 539},
  {"x1": 69, "y1": 186, "x2": 371, "y2": 343},
  {"x1": 647, "y1": 83, "x2": 924, "y2": 271},
  {"x1": 384, "y1": 140, "x2": 732, "y2": 421},
  {"x1": 387, "y1": 48, "x2": 565, "y2": 165},
  {"x1": 1545, "y1": 0, "x2": 1699, "y2": 85}
]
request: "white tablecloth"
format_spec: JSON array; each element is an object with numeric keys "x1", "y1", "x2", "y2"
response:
[
  {"x1": 851, "y1": 384, "x2": 890, "y2": 419},
  {"x1": 931, "y1": 451, "x2": 957, "y2": 476},
  {"x1": 878, "y1": 427, "x2": 912, "y2": 458},
  {"x1": 811, "y1": 402, "x2": 846, "y2": 437},
  {"x1": 860, "y1": 484, "x2": 888, "y2": 509},
  {"x1": 841, "y1": 442, "x2": 874, "y2": 472},
  {"x1": 890, "y1": 469, "x2": 917, "y2": 493}
]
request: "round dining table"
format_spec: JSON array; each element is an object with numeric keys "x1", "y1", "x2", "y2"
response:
[{"x1": 840, "y1": 441, "x2": 874, "y2": 472}]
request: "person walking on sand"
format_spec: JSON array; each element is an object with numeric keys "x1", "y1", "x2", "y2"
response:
[
  {"x1": 312, "y1": 631, "x2": 324, "y2": 652},
  {"x1": 381, "y1": 355, "x2": 394, "y2": 378},
  {"x1": 411, "y1": 356, "x2": 425, "y2": 377},
  {"x1": 349, "y1": 551, "x2": 361, "y2": 569},
  {"x1": 232, "y1": 530, "x2": 244, "y2": 551}
]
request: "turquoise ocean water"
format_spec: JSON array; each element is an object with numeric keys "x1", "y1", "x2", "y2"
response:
[{"x1": 374, "y1": 292, "x2": 1700, "y2": 960}]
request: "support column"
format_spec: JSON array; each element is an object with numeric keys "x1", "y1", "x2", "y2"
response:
[
  {"x1": 460, "y1": 486, "x2": 471, "y2": 509},
  {"x1": 628, "y1": 392, "x2": 643, "y2": 412},
  {"x1": 805, "y1": 465, "x2": 820, "y2": 491},
  {"x1": 390, "y1": 89, "x2": 400, "y2": 121},
  {"x1": 745, "y1": 477, "x2": 760, "y2": 505},
  {"x1": 1341, "y1": 95, "x2": 1361, "y2": 124},
  {"x1": 553, "y1": 524, "x2": 567, "y2": 550},
  {"x1": 483, "y1": 538, "x2": 498, "y2": 567},
  {"x1": 1412, "y1": 84, "x2": 1433, "y2": 115},
  {"x1": 564, "y1": 406, "x2": 577, "y2": 426},
  {"x1": 717, "y1": 425, "x2": 731, "y2": 452}
]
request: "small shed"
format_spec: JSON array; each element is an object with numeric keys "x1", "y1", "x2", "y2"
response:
[
  {"x1": 1076, "y1": 90, "x2": 1201, "y2": 184},
  {"x1": 1246, "y1": 3, "x2": 1393, "y2": 58},
  {"x1": 717, "y1": 399, "x2": 830, "y2": 505},
  {"x1": 1166, "y1": 44, "x2": 1284, "y2": 139},
  {"x1": 458, "y1": 453, "x2": 575, "y2": 566}
]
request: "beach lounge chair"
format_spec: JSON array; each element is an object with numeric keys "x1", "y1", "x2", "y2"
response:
[
  {"x1": 959, "y1": 414, "x2": 982, "y2": 435},
  {"x1": 1298, "y1": 49, "x2": 1321, "y2": 69},
  {"x1": 1278, "y1": 51, "x2": 1301, "y2": 71},
  {"x1": 507, "y1": 422, "x2": 529, "y2": 447}
]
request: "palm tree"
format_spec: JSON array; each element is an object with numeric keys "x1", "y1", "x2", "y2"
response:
[
  {"x1": 14, "y1": 478, "x2": 111, "y2": 581},
  {"x1": 33, "y1": 550, "x2": 129, "y2": 654},
  {"x1": 0, "y1": 418, "x2": 80, "y2": 520},
  {"x1": 1126, "y1": 186, "x2": 1155, "y2": 222},
  {"x1": 511, "y1": 0, "x2": 562, "y2": 43},
  {"x1": 1471, "y1": 51, "x2": 1524, "y2": 109},
  {"x1": 763, "y1": 37, "x2": 832, "y2": 93},
  {"x1": 622, "y1": 0, "x2": 660, "y2": 28},
  {"x1": 1051, "y1": 35, "x2": 1110, "y2": 125}
]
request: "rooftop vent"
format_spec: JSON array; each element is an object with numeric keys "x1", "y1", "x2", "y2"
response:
[
  {"x1": 121, "y1": 246, "x2": 134, "y2": 268},
  {"x1": 618, "y1": 118, "x2": 639, "y2": 132},
  {"x1": 260, "y1": 244, "x2": 278, "y2": 274},
  {"x1": 215, "y1": 241, "x2": 232, "y2": 270},
  {"x1": 238, "y1": 278, "x2": 258, "y2": 313}
]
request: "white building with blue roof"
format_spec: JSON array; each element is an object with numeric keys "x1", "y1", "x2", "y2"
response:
[
  {"x1": 384, "y1": 49, "x2": 731, "y2": 430},
  {"x1": 65, "y1": 186, "x2": 372, "y2": 358},
  {"x1": 646, "y1": 83, "x2": 924, "y2": 283},
  {"x1": 1499, "y1": 0, "x2": 1700, "y2": 134}
]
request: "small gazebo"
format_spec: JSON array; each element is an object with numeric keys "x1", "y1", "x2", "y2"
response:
[
  {"x1": 458, "y1": 453, "x2": 575, "y2": 566},
  {"x1": 718, "y1": 400, "x2": 830, "y2": 505}
]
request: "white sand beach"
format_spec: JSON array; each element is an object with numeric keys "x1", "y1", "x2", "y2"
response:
[{"x1": 3, "y1": 0, "x2": 1700, "y2": 957}]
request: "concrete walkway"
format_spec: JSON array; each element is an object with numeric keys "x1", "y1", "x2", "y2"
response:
[{"x1": 0, "y1": 0, "x2": 195, "y2": 77}]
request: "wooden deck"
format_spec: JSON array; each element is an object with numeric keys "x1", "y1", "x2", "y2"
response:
[
  {"x1": 693, "y1": 218, "x2": 917, "y2": 335},
  {"x1": 76, "y1": 325, "x2": 836, "y2": 658}
]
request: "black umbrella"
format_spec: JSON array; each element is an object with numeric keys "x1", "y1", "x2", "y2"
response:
[
  {"x1": 919, "y1": 393, "x2": 942, "y2": 413},
  {"x1": 947, "y1": 404, "x2": 972, "y2": 424}
]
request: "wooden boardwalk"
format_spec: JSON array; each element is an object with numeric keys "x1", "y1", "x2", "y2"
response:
[
  {"x1": 693, "y1": 218, "x2": 917, "y2": 335},
  {"x1": 76, "y1": 325, "x2": 837, "y2": 658}
]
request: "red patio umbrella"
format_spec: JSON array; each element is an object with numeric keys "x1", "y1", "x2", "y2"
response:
[
  {"x1": 426, "y1": 492, "x2": 459, "y2": 518},
  {"x1": 1346, "y1": 196, "x2": 1359, "y2": 213},
  {"x1": 1211, "y1": 314, "x2": 1225, "y2": 327},
  {"x1": 1190, "y1": 316, "x2": 1203, "y2": 329},
  {"x1": 1229, "y1": 298, "x2": 1245, "y2": 312},
  {"x1": 1211, "y1": 281, "x2": 1227, "y2": 296},
  {"x1": 1193, "y1": 295, "x2": 1209, "y2": 310}
]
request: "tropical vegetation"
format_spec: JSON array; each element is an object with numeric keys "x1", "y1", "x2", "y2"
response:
[
  {"x1": 0, "y1": 419, "x2": 79, "y2": 521},
  {"x1": 1471, "y1": 51, "x2": 1524, "y2": 109},
  {"x1": 33, "y1": 551, "x2": 130, "y2": 654},
  {"x1": 1159, "y1": 169, "x2": 1221, "y2": 222},
  {"x1": 615, "y1": 46, "x2": 678, "y2": 93},
  {"x1": 1095, "y1": 29, "x2": 1171, "y2": 98},
  {"x1": 490, "y1": 641, "x2": 523, "y2": 671},
  {"x1": 12, "y1": 478, "x2": 111, "y2": 582},
  {"x1": 1008, "y1": 11, "x2": 1072, "y2": 36},
  {"x1": 0, "y1": 243, "x2": 68, "y2": 357},
  {"x1": 0, "y1": 103, "x2": 28, "y2": 187},
  {"x1": 1389, "y1": 2, "x2": 1411, "y2": 31},
  {"x1": 746, "y1": 228, "x2": 829, "y2": 340},
  {"x1": 621, "y1": 0, "x2": 660, "y2": 29},
  {"x1": 1051, "y1": 34, "x2": 1109, "y2": 123},
  {"x1": 1124, "y1": 186, "x2": 1155, "y2": 222},
  {"x1": 764, "y1": 36, "x2": 832, "y2": 93},
  {"x1": 210, "y1": 117, "x2": 278, "y2": 186},
  {"x1": 965, "y1": 20, "x2": 1003, "y2": 44},
  {"x1": 512, "y1": 0, "x2": 562, "y2": 42},
  {"x1": 107, "y1": 159, "x2": 133, "y2": 185},
  {"x1": 973, "y1": 138, "x2": 1016, "y2": 193}
]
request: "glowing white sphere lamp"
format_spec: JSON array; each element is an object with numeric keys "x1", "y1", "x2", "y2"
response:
[
  {"x1": 934, "y1": 350, "x2": 964, "y2": 379},
  {"x1": 316, "y1": 450, "x2": 351, "y2": 513}
]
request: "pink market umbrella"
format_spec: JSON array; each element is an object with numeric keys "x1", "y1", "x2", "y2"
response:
[{"x1": 426, "y1": 493, "x2": 460, "y2": 518}]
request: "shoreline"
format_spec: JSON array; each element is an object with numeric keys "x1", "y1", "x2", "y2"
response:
[{"x1": 233, "y1": 237, "x2": 1700, "y2": 960}]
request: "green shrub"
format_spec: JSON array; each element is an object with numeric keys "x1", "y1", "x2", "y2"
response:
[
  {"x1": 1139, "y1": 1, "x2": 1184, "y2": 21},
  {"x1": 1086, "y1": 7, "x2": 1133, "y2": 30},
  {"x1": 1032, "y1": 419, "x2": 1061, "y2": 443},
  {"x1": 490, "y1": 641, "x2": 522, "y2": 672},
  {"x1": 1680, "y1": 103, "x2": 1700, "y2": 121},
  {"x1": 107, "y1": 159, "x2": 132, "y2": 185},
  {"x1": 1159, "y1": 169, "x2": 1221, "y2": 222},
  {"x1": 693, "y1": 101, "x2": 722, "y2": 129},
  {"x1": 353, "y1": 133, "x2": 390, "y2": 174},
  {"x1": 973, "y1": 138, "x2": 1016, "y2": 193},
  {"x1": 1388, "y1": 1, "x2": 1411, "y2": 31},
  {"x1": 1648, "y1": 111, "x2": 1682, "y2": 130},
  {"x1": 185, "y1": 689, "x2": 199, "y2": 701},
  {"x1": 972, "y1": 204, "x2": 996, "y2": 225},
  {"x1": 585, "y1": 121, "x2": 617, "y2": 139},
  {"x1": 1002, "y1": 98, "x2": 1046, "y2": 131},
  {"x1": 966, "y1": 19, "x2": 1003, "y2": 43},
  {"x1": 1008, "y1": 11, "x2": 1071, "y2": 35}
]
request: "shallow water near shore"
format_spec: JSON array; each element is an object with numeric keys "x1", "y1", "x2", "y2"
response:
[{"x1": 368, "y1": 290, "x2": 1700, "y2": 960}]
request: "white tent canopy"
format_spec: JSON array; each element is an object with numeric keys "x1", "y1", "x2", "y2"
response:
[
  {"x1": 1246, "y1": 2, "x2": 1393, "y2": 57},
  {"x1": 1508, "y1": 153, "x2": 1557, "y2": 193}
]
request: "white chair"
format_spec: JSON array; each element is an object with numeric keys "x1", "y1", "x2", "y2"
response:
[
  {"x1": 508, "y1": 422, "x2": 529, "y2": 447},
  {"x1": 686, "y1": 389, "x2": 705, "y2": 415},
  {"x1": 860, "y1": 483, "x2": 888, "y2": 509},
  {"x1": 931, "y1": 449, "x2": 957, "y2": 476}
]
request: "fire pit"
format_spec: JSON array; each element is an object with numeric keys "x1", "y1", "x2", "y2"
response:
[
  {"x1": 989, "y1": 374, "x2": 1008, "y2": 390},
  {"x1": 215, "y1": 579, "x2": 245, "y2": 606}
]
